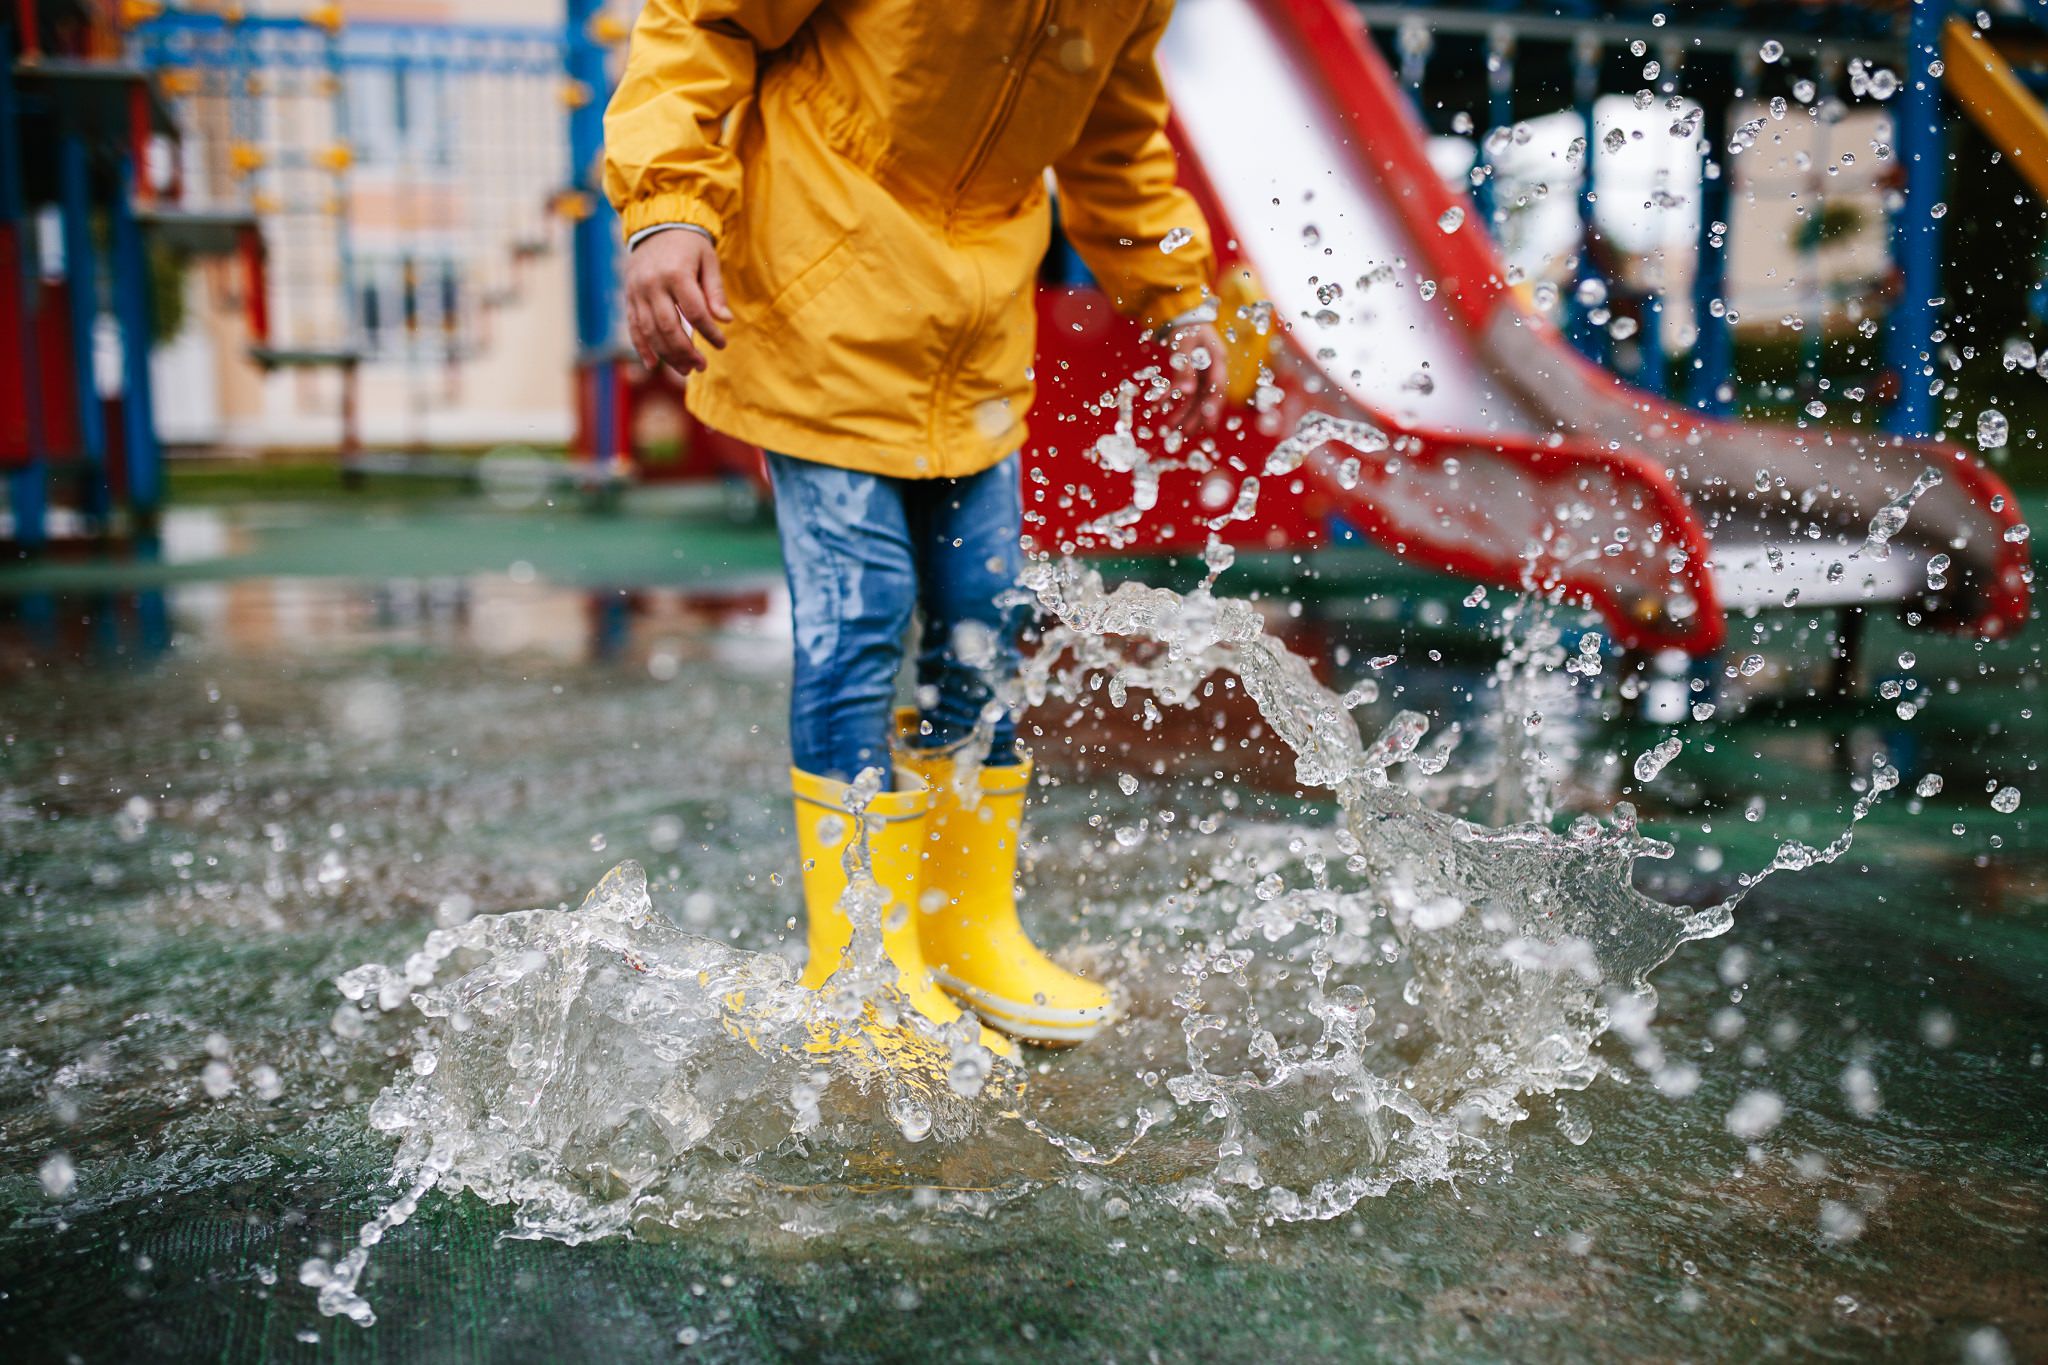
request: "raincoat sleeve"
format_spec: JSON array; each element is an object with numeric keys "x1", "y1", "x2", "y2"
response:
[
  {"x1": 1052, "y1": 0, "x2": 1216, "y2": 333},
  {"x1": 602, "y1": 0, "x2": 823, "y2": 243}
]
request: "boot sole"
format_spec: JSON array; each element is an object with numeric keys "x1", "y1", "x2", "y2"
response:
[{"x1": 934, "y1": 971, "x2": 1114, "y2": 1045}]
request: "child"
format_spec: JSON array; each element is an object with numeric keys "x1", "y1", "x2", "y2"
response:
[{"x1": 604, "y1": 0, "x2": 1225, "y2": 1055}]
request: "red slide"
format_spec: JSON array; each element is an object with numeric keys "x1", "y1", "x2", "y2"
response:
[{"x1": 1025, "y1": 0, "x2": 2028, "y2": 655}]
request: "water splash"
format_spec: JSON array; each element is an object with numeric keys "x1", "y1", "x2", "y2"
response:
[
  {"x1": 311, "y1": 558, "x2": 1897, "y2": 1323},
  {"x1": 1016, "y1": 560, "x2": 1738, "y2": 1209},
  {"x1": 310, "y1": 864, "x2": 1008, "y2": 1324},
  {"x1": 1856, "y1": 467, "x2": 1942, "y2": 560}
]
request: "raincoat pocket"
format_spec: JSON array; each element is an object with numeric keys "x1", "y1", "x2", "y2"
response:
[{"x1": 761, "y1": 232, "x2": 860, "y2": 334}]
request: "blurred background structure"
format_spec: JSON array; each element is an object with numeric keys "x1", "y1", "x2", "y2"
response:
[{"x1": 3, "y1": 0, "x2": 2046, "y2": 671}]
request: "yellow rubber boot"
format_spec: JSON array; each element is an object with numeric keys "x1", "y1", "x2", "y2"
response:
[
  {"x1": 791, "y1": 767, "x2": 1018, "y2": 1063},
  {"x1": 896, "y1": 737, "x2": 1117, "y2": 1046}
]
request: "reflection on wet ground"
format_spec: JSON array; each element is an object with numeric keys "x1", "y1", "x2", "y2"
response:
[{"x1": 1, "y1": 500, "x2": 2043, "y2": 1361}]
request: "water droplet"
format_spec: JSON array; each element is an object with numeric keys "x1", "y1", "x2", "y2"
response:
[
  {"x1": 1963, "y1": 1327, "x2": 2016, "y2": 1365},
  {"x1": 201, "y1": 1059, "x2": 237, "y2": 1099},
  {"x1": 1992, "y1": 786, "x2": 2021, "y2": 814},
  {"x1": 1818, "y1": 1200, "x2": 1866, "y2": 1243},
  {"x1": 1633, "y1": 736, "x2": 1683, "y2": 782},
  {"x1": 1437, "y1": 207, "x2": 1464, "y2": 234},
  {"x1": 38, "y1": 1151, "x2": 76, "y2": 1198},
  {"x1": 946, "y1": 1048, "x2": 990, "y2": 1099},
  {"x1": 1919, "y1": 1008, "x2": 1956, "y2": 1048},
  {"x1": 1724, "y1": 1088, "x2": 1784, "y2": 1138},
  {"x1": 1977, "y1": 409, "x2": 2008, "y2": 450},
  {"x1": 1760, "y1": 39, "x2": 1784, "y2": 63},
  {"x1": 1160, "y1": 226, "x2": 1194, "y2": 254}
]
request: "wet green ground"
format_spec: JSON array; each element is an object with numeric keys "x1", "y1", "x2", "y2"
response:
[{"x1": 2, "y1": 494, "x2": 2044, "y2": 1362}]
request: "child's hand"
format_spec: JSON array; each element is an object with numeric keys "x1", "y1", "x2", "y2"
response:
[
  {"x1": 625, "y1": 229, "x2": 732, "y2": 375},
  {"x1": 1165, "y1": 322, "x2": 1227, "y2": 436}
]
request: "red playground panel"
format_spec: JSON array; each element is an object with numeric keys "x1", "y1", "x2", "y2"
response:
[{"x1": 1023, "y1": 286, "x2": 1327, "y2": 558}]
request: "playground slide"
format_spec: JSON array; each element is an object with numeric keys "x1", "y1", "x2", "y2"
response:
[{"x1": 1149, "y1": 0, "x2": 2029, "y2": 652}]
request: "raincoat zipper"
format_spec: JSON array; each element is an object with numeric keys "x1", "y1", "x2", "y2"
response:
[
  {"x1": 933, "y1": 0, "x2": 1054, "y2": 469},
  {"x1": 948, "y1": 0, "x2": 1056, "y2": 217}
]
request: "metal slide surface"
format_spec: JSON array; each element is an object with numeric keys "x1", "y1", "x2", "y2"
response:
[{"x1": 1154, "y1": 0, "x2": 2029, "y2": 645}]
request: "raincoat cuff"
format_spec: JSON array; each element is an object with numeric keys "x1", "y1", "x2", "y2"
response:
[
  {"x1": 628, "y1": 223, "x2": 716, "y2": 251},
  {"x1": 619, "y1": 192, "x2": 724, "y2": 245}
]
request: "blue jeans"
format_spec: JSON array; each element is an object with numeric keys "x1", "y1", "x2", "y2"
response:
[{"x1": 766, "y1": 451, "x2": 1026, "y2": 781}]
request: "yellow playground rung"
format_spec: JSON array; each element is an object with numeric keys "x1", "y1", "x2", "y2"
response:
[
  {"x1": 315, "y1": 142, "x2": 354, "y2": 173},
  {"x1": 228, "y1": 142, "x2": 265, "y2": 176},
  {"x1": 550, "y1": 190, "x2": 595, "y2": 221},
  {"x1": 1943, "y1": 17, "x2": 2048, "y2": 203}
]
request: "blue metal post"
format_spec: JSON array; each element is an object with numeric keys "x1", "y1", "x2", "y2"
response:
[
  {"x1": 58, "y1": 133, "x2": 110, "y2": 525},
  {"x1": 1689, "y1": 55, "x2": 1735, "y2": 415},
  {"x1": 1568, "y1": 31, "x2": 1609, "y2": 365},
  {"x1": 565, "y1": 0, "x2": 620, "y2": 467},
  {"x1": 1885, "y1": 0, "x2": 1947, "y2": 438},
  {"x1": 109, "y1": 154, "x2": 163, "y2": 520},
  {"x1": 1476, "y1": 24, "x2": 1514, "y2": 235},
  {"x1": 326, "y1": 19, "x2": 359, "y2": 353},
  {"x1": 1638, "y1": 294, "x2": 1667, "y2": 396},
  {"x1": 1799, "y1": 57, "x2": 1836, "y2": 389},
  {"x1": 1, "y1": 30, "x2": 48, "y2": 550}
]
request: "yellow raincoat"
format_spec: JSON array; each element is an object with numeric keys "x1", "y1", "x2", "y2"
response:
[{"x1": 603, "y1": 0, "x2": 1216, "y2": 478}]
